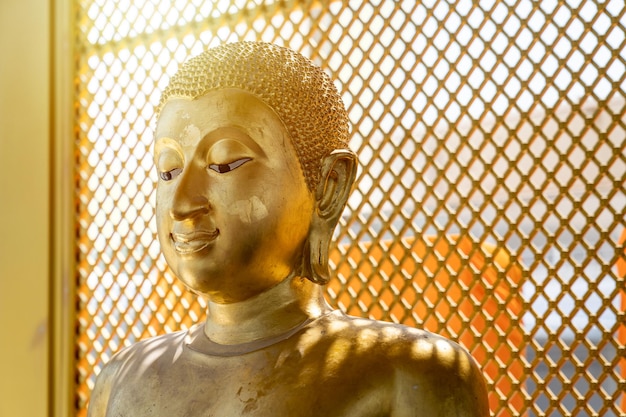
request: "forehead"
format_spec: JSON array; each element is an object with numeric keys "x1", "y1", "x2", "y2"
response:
[{"x1": 156, "y1": 89, "x2": 288, "y2": 143}]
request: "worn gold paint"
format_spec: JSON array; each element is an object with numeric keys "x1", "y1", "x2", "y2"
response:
[{"x1": 88, "y1": 42, "x2": 488, "y2": 417}]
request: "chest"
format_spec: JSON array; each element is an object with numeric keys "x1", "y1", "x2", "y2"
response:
[{"x1": 106, "y1": 348, "x2": 391, "y2": 417}]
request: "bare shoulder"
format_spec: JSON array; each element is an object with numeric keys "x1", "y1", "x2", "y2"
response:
[
  {"x1": 87, "y1": 343, "x2": 129, "y2": 417},
  {"x1": 390, "y1": 332, "x2": 489, "y2": 417},
  {"x1": 87, "y1": 330, "x2": 188, "y2": 417},
  {"x1": 324, "y1": 312, "x2": 489, "y2": 417}
]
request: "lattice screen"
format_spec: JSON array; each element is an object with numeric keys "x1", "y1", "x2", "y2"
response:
[{"x1": 74, "y1": 1, "x2": 626, "y2": 416}]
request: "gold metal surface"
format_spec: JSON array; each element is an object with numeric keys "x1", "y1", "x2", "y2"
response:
[{"x1": 73, "y1": 1, "x2": 625, "y2": 416}]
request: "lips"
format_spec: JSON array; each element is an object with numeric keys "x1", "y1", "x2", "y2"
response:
[{"x1": 170, "y1": 229, "x2": 219, "y2": 254}]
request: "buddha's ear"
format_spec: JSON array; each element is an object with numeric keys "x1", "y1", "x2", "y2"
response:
[
  {"x1": 316, "y1": 149, "x2": 358, "y2": 220},
  {"x1": 303, "y1": 149, "x2": 358, "y2": 284}
]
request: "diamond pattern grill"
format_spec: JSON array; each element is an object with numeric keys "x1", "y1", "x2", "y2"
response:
[{"x1": 74, "y1": 1, "x2": 625, "y2": 416}]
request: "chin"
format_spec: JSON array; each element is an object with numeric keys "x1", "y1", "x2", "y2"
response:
[
  {"x1": 173, "y1": 264, "x2": 214, "y2": 293},
  {"x1": 180, "y1": 281, "x2": 212, "y2": 297}
]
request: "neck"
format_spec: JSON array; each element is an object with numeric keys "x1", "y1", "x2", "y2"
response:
[{"x1": 203, "y1": 276, "x2": 331, "y2": 345}]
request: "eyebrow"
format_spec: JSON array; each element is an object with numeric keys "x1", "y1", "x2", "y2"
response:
[
  {"x1": 153, "y1": 137, "x2": 184, "y2": 163},
  {"x1": 154, "y1": 125, "x2": 268, "y2": 161},
  {"x1": 203, "y1": 126, "x2": 266, "y2": 157}
]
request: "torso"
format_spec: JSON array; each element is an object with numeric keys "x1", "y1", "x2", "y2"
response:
[{"x1": 92, "y1": 311, "x2": 485, "y2": 417}]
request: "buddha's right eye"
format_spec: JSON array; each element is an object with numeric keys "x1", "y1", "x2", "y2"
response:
[
  {"x1": 159, "y1": 168, "x2": 182, "y2": 181},
  {"x1": 156, "y1": 147, "x2": 183, "y2": 182}
]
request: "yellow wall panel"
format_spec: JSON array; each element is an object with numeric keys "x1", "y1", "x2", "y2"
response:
[{"x1": 0, "y1": 0, "x2": 50, "y2": 416}]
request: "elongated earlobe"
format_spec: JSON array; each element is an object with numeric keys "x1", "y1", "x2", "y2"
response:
[
  {"x1": 302, "y1": 226, "x2": 329, "y2": 284},
  {"x1": 304, "y1": 150, "x2": 357, "y2": 284}
]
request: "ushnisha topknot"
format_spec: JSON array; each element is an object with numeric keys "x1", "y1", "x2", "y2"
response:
[{"x1": 159, "y1": 41, "x2": 350, "y2": 191}]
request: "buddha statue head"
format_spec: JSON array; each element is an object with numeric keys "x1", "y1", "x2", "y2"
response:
[{"x1": 154, "y1": 42, "x2": 357, "y2": 302}]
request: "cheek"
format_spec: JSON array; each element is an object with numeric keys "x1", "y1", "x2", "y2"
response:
[
  {"x1": 155, "y1": 200, "x2": 167, "y2": 231},
  {"x1": 155, "y1": 184, "x2": 176, "y2": 220},
  {"x1": 228, "y1": 196, "x2": 269, "y2": 224},
  {"x1": 155, "y1": 190, "x2": 173, "y2": 244}
]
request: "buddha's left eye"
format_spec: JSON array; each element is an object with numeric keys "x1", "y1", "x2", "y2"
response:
[{"x1": 208, "y1": 157, "x2": 252, "y2": 174}]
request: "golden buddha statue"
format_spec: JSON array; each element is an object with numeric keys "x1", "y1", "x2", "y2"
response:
[{"x1": 88, "y1": 42, "x2": 489, "y2": 417}]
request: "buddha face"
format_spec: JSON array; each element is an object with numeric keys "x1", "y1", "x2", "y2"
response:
[{"x1": 154, "y1": 89, "x2": 315, "y2": 303}]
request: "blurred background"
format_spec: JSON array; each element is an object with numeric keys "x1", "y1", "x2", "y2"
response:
[{"x1": 1, "y1": 0, "x2": 624, "y2": 416}]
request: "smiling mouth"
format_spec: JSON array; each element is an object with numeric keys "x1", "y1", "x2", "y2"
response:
[{"x1": 171, "y1": 230, "x2": 219, "y2": 254}]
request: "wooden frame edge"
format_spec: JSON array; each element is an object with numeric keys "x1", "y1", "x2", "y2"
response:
[{"x1": 50, "y1": 0, "x2": 77, "y2": 415}]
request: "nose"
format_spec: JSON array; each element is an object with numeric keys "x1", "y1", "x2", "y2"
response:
[{"x1": 169, "y1": 167, "x2": 211, "y2": 221}]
